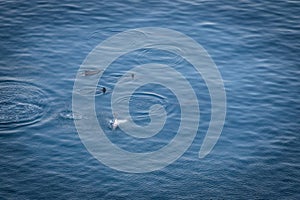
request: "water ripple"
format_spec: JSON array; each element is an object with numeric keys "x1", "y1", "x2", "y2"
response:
[{"x1": 0, "y1": 79, "x2": 49, "y2": 132}]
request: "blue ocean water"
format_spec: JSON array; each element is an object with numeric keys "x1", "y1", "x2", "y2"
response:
[{"x1": 0, "y1": 0, "x2": 299, "y2": 199}]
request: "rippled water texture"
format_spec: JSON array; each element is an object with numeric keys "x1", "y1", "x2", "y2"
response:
[
  {"x1": 1, "y1": 0, "x2": 300, "y2": 199},
  {"x1": 0, "y1": 80, "x2": 48, "y2": 132}
]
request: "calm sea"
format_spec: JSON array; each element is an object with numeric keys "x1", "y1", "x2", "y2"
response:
[{"x1": 0, "y1": 0, "x2": 299, "y2": 199}]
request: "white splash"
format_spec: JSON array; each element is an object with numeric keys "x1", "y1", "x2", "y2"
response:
[{"x1": 109, "y1": 114, "x2": 127, "y2": 130}]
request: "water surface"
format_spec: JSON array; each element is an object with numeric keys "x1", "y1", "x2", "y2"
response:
[{"x1": 0, "y1": 0, "x2": 299, "y2": 199}]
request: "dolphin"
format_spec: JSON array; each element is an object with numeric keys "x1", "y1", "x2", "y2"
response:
[{"x1": 81, "y1": 69, "x2": 102, "y2": 76}]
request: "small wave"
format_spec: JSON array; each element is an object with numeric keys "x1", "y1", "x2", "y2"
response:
[{"x1": 134, "y1": 47, "x2": 184, "y2": 66}]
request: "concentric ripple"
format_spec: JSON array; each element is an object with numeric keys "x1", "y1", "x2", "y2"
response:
[{"x1": 0, "y1": 79, "x2": 48, "y2": 131}]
